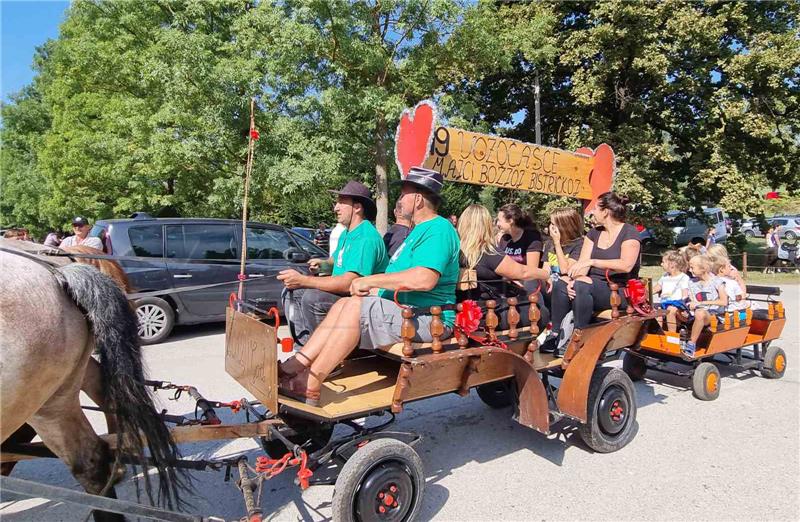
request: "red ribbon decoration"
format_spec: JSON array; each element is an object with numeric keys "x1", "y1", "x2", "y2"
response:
[
  {"x1": 250, "y1": 129, "x2": 260, "y2": 140},
  {"x1": 455, "y1": 299, "x2": 483, "y2": 335}
]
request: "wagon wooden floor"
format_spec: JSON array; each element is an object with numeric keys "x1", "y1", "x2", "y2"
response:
[{"x1": 278, "y1": 356, "x2": 399, "y2": 421}]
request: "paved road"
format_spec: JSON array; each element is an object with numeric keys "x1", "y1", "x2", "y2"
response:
[{"x1": 2, "y1": 285, "x2": 799, "y2": 521}]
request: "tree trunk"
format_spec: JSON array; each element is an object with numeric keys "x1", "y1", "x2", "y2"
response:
[{"x1": 374, "y1": 113, "x2": 389, "y2": 234}]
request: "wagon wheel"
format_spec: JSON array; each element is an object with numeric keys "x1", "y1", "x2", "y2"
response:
[
  {"x1": 692, "y1": 362, "x2": 721, "y2": 401},
  {"x1": 761, "y1": 346, "x2": 787, "y2": 379},
  {"x1": 260, "y1": 413, "x2": 334, "y2": 458},
  {"x1": 332, "y1": 438, "x2": 424, "y2": 522},
  {"x1": 578, "y1": 367, "x2": 638, "y2": 453},
  {"x1": 622, "y1": 352, "x2": 647, "y2": 382},
  {"x1": 476, "y1": 379, "x2": 513, "y2": 409}
]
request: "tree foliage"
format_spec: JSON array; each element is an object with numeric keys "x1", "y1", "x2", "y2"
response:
[{"x1": 2, "y1": 0, "x2": 797, "y2": 237}]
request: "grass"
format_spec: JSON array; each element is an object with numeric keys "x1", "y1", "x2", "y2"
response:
[{"x1": 639, "y1": 238, "x2": 800, "y2": 285}]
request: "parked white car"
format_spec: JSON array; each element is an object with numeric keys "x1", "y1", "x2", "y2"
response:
[{"x1": 665, "y1": 208, "x2": 727, "y2": 246}]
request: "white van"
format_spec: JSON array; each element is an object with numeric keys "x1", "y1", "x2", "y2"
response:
[{"x1": 666, "y1": 208, "x2": 727, "y2": 246}]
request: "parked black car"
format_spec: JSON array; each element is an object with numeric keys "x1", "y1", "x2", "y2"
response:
[{"x1": 90, "y1": 215, "x2": 327, "y2": 344}]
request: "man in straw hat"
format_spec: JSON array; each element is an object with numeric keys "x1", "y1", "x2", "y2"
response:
[
  {"x1": 278, "y1": 167, "x2": 460, "y2": 405},
  {"x1": 278, "y1": 180, "x2": 388, "y2": 345}
]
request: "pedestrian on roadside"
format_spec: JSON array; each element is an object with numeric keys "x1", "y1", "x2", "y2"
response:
[
  {"x1": 764, "y1": 223, "x2": 781, "y2": 273},
  {"x1": 60, "y1": 217, "x2": 103, "y2": 249}
]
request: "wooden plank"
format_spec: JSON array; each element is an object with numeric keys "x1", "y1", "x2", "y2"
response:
[
  {"x1": 278, "y1": 358, "x2": 399, "y2": 421},
  {"x1": 1, "y1": 421, "x2": 281, "y2": 463},
  {"x1": 225, "y1": 308, "x2": 278, "y2": 415}
]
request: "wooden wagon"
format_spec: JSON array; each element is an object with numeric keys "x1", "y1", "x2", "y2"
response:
[{"x1": 621, "y1": 285, "x2": 788, "y2": 400}]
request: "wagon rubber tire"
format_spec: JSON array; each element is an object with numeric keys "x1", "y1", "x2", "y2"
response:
[
  {"x1": 761, "y1": 346, "x2": 787, "y2": 379},
  {"x1": 476, "y1": 379, "x2": 513, "y2": 409},
  {"x1": 578, "y1": 367, "x2": 637, "y2": 453},
  {"x1": 134, "y1": 297, "x2": 175, "y2": 345},
  {"x1": 622, "y1": 352, "x2": 647, "y2": 382},
  {"x1": 692, "y1": 362, "x2": 721, "y2": 400},
  {"x1": 261, "y1": 414, "x2": 334, "y2": 459},
  {"x1": 332, "y1": 438, "x2": 424, "y2": 522}
]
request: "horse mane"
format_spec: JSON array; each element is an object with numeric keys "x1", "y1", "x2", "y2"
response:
[{"x1": 62, "y1": 245, "x2": 133, "y2": 293}]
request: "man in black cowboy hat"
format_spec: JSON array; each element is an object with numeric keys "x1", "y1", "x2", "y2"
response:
[
  {"x1": 278, "y1": 180, "x2": 388, "y2": 345},
  {"x1": 278, "y1": 167, "x2": 461, "y2": 405}
]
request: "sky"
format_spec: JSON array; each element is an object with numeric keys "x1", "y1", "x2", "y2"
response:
[{"x1": 1, "y1": 0, "x2": 69, "y2": 102}]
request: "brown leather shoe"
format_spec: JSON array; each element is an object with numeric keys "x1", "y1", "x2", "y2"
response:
[{"x1": 278, "y1": 373, "x2": 321, "y2": 407}]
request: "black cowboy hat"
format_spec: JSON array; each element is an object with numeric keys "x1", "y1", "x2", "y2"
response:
[
  {"x1": 395, "y1": 167, "x2": 444, "y2": 202},
  {"x1": 329, "y1": 180, "x2": 377, "y2": 221}
]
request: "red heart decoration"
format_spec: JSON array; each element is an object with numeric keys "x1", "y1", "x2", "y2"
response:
[
  {"x1": 395, "y1": 100, "x2": 437, "y2": 178},
  {"x1": 576, "y1": 143, "x2": 616, "y2": 214}
]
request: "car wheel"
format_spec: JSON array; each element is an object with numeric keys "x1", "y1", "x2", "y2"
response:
[
  {"x1": 785, "y1": 231, "x2": 797, "y2": 240},
  {"x1": 744, "y1": 230, "x2": 755, "y2": 239},
  {"x1": 135, "y1": 297, "x2": 175, "y2": 345}
]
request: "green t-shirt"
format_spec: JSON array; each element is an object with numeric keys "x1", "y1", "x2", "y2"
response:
[
  {"x1": 378, "y1": 215, "x2": 460, "y2": 326},
  {"x1": 331, "y1": 220, "x2": 388, "y2": 277}
]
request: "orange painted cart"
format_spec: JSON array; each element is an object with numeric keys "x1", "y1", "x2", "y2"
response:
[{"x1": 621, "y1": 285, "x2": 788, "y2": 400}]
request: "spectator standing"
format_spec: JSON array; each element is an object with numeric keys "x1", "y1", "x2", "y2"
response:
[
  {"x1": 60, "y1": 217, "x2": 103, "y2": 249},
  {"x1": 313, "y1": 222, "x2": 330, "y2": 251},
  {"x1": 764, "y1": 223, "x2": 781, "y2": 273}
]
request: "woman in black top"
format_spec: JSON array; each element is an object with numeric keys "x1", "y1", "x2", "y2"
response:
[
  {"x1": 457, "y1": 204, "x2": 549, "y2": 328},
  {"x1": 544, "y1": 192, "x2": 641, "y2": 352},
  {"x1": 496, "y1": 204, "x2": 544, "y2": 268}
]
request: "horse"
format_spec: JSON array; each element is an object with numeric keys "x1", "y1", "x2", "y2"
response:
[{"x1": 0, "y1": 248, "x2": 186, "y2": 520}]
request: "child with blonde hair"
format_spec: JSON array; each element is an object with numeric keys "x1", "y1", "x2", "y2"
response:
[
  {"x1": 710, "y1": 254, "x2": 750, "y2": 322},
  {"x1": 706, "y1": 244, "x2": 746, "y2": 290},
  {"x1": 683, "y1": 254, "x2": 728, "y2": 359},
  {"x1": 652, "y1": 250, "x2": 690, "y2": 332}
]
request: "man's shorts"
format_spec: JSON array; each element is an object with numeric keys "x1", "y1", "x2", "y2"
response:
[{"x1": 359, "y1": 296, "x2": 453, "y2": 350}]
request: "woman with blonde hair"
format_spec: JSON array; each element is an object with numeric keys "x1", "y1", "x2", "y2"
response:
[{"x1": 458, "y1": 204, "x2": 549, "y2": 327}]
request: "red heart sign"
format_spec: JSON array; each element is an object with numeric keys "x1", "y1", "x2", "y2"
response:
[
  {"x1": 576, "y1": 143, "x2": 616, "y2": 214},
  {"x1": 395, "y1": 100, "x2": 437, "y2": 178}
]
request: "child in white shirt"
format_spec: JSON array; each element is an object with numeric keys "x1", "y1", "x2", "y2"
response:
[
  {"x1": 653, "y1": 250, "x2": 690, "y2": 332},
  {"x1": 712, "y1": 256, "x2": 750, "y2": 321}
]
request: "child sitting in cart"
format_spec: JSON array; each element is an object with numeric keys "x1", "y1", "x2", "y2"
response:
[
  {"x1": 710, "y1": 255, "x2": 750, "y2": 323},
  {"x1": 682, "y1": 255, "x2": 729, "y2": 359},
  {"x1": 706, "y1": 244, "x2": 746, "y2": 290},
  {"x1": 652, "y1": 250, "x2": 690, "y2": 332}
]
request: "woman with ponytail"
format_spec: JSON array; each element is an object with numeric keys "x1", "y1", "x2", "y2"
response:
[{"x1": 542, "y1": 192, "x2": 641, "y2": 354}]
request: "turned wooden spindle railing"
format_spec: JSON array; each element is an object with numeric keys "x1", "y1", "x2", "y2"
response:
[
  {"x1": 723, "y1": 311, "x2": 731, "y2": 330},
  {"x1": 455, "y1": 302, "x2": 469, "y2": 348},
  {"x1": 609, "y1": 283, "x2": 621, "y2": 319},
  {"x1": 768, "y1": 302, "x2": 775, "y2": 320},
  {"x1": 745, "y1": 307, "x2": 753, "y2": 326},
  {"x1": 709, "y1": 313, "x2": 719, "y2": 332},
  {"x1": 776, "y1": 302, "x2": 785, "y2": 318},
  {"x1": 401, "y1": 307, "x2": 416, "y2": 357},
  {"x1": 485, "y1": 300, "x2": 499, "y2": 341},
  {"x1": 733, "y1": 310, "x2": 740, "y2": 328},
  {"x1": 430, "y1": 306, "x2": 444, "y2": 354},
  {"x1": 507, "y1": 297, "x2": 520, "y2": 340},
  {"x1": 525, "y1": 292, "x2": 541, "y2": 363}
]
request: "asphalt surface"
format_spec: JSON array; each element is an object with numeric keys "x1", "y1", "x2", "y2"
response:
[{"x1": 2, "y1": 284, "x2": 799, "y2": 521}]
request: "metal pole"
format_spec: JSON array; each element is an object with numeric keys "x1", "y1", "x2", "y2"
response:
[
  {"x1": 742, "y1": 251, "x2": 748, "y2": 279},
  {"x1": 534, "y1": 70, "x2": 541, "y2": 145}
]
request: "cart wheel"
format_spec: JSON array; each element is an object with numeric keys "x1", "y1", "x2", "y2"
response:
[
  {"x1": 762, "y1": 346, "x2": 787, "y2": 379},
  {"x1": 578, "y1": 367, "x2": 637, "y2": 453},
  {"x1": 622, "y1": 352, "x2": 647, "y2": 382},
  {"x1": 476, "y1": 379, "x2": 513, "y2": 409},
  {"x1": 332, "y1": 438, "x2": 424, "y2": 522},
  {"x1": 261, "y1": 414, "x2": 333, "y2": 458},
  {"x1": 692, "y1": 362, "x2": 721, "y2": 401}
]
